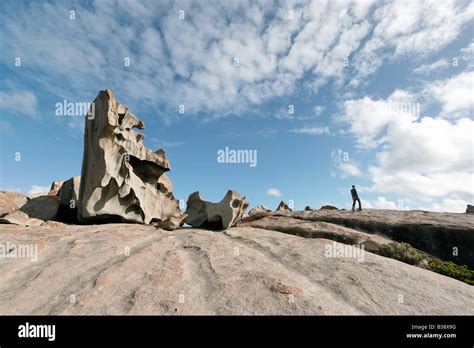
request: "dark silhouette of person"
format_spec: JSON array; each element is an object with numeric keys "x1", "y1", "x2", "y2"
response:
[{"x1": 351, "y1": 185, "x2": 362, "y2": 211}]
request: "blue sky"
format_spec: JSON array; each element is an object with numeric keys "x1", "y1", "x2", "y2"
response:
[{"x1": 0, "y1": 0, "x2": 473, "y2": 212}]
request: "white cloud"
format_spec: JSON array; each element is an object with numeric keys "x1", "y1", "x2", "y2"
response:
[
  {"x1": 289, "y1": 126, "x2": 329, "y2": 135},
  {"x1": 460, "y1": 41, "x2": 474, "y2": 66},
  {"x1": 362, "y1": 197, "x2": 399, "y2": 210},
  {"x1": 339, "y1": 89, "x2": 417, "y2": 148},
  {"x1": 429, "y1": 71, "x2": 474, "y2": 117},
  {"x1": 338, "y1": 162, "x2": 363, "y2": 178},
  {"x1": 353, "y1": 0, "x2": 473, "y2": 79},
  {"x1": 27, "y1": 185, "x2": 49, "y2": 195},
  {"x1": 4, "y1": 0, "x2": 469, "y2": 119},
  {"x1": 266, "y1": 188, "x2": 282, "y2": 197},
  {"x1": 0, "y1": 90, "x2": 38, "y2": 117},
  {"x1": 151, "y1": 139, "x2": 185, "y2": 149},
  {"x1": 414, "y1": 59, "x2": 449, "y2": 74},
  {"x1": 331, "y1": 149, "x2": 362, "y2": 178},
  {"x1": 313, "y1": 105, "x2": 324, "y2": 116},
  {"x1": 339, "y1": 73, "x2": 474, "y2": 209},
  {"x1": 419, "y1": 198, "x2": 471, "y2": 213}
]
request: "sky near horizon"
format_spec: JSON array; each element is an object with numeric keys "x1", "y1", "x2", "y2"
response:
[{"x1": 0, "y1": 0, "x2": 473, "y2": 212}]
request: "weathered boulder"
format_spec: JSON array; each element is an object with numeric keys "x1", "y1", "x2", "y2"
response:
[
  {"x1": 58, "y1": 176, "x2": 80, "y2": 206},
  {"x1": 248, "y1": 205, "x2": 271, "y2": 216},
  {"x1": 0, "y1": 195, "x2": 59, "y2": 226},
  {"x1": 20, "y1": 195, "x2": 60, "y2": 221},
  {"x1": 55, "y1": 176, "x2": 81, "y2": 223},
  {"x1": 152, "y1": 215, "x2": 187, "y2": 231},
  {"x1": 77, "y1": 89, "x2": 184, "y2": 226},
  {"x1": 466, "y1": 204, "x2": 474, "y2": 214},
  {"x1": 48, "y1": 180, "x2": 64, "y2": 196},
  {"x1": 0, "y1": 210, "x2": 43, "y2": 226},
  {"x1": 185, "y1": 190, "x2": 249, "y2": 230},
  {"x1": 320, "y1": 205, "x2": 338, "y2": 210},
  {"x1": 276, "y1": 201, "x2": 292, "y2": 211},
  {"x1": 0, "y1": 191, "x2": 28, "y2": 217}
]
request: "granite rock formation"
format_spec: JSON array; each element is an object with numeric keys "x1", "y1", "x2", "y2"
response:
[
  {"x1": 0, "y1": 222, "x2": 472, "y2": 315},
  {"x1": 77, "y1": 89, "x2": 184, "y2": 227},
  {"x1": 55, "y1": 176, "x2": 81, "y2": 223},
  {"x1": 0, "y1": 195, "x2": 59, "y2": 226},
  {"x1": 320, "y1": 205, "x2": 338, "y2": 210},
  {"x1": 276, "y1": 201, "x2": 292, "y2": 211},
  {"x1": 185, "y1": 190, "x2": 248, "y2": 230},
  {"x1": 0, "y1": 191, "x2": 28, "y2": 217},
  {"x1": 248, "y1": 205, "x2": 271, "y2": 216},
  {"x1": 238, "y1": 209, "x2": 474, "y2": 268}
]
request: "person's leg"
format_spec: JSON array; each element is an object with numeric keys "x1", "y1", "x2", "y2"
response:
[
  {"x1": 352, "y1": 198, "x2": 356, "y2": 211},
  {"x1": 357, "y1": 198, "x2": 362, "y2": 210}
]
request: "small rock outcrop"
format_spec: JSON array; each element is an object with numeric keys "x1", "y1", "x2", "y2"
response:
[
  {"x1": 0, "y1": 191, "x2": 28, "y2": 217},
  {"x1": 21, "y1": 195, "x2": 60, "y2": 221},
  {"x1": 48, "y1": 180, "x2": 64, "y2": 196},
  {"x1": 54, "y1": 176, "x2": 81, "y2": 223},
  {"x1": 0, "y1": 195, "x2": 60, "y2": 226},
  {"x1": 185, "y1": 190, "x2": 249, "y2": 229},
  {"x1": 320, "y1": 205, "x2": 338, "y2": 210},
  {"x1": 466, "y1": 204, "x2": 474, "y2": 214},
  {"x1": 0, "y1": 210, "x2": 43, "y2": 226},
  {"x1": 58, "y1": 176, "x2": 80, "y2": 206},
  {"x1": 276, "y1": 201, "x2": 292, "y2": 211},
  {"x1": 152, "y1": 215, "x2": 188, "y2": 231},
  {"x1": 248, "y1": 205, "x2": 271, "y2": 216},
  {"x1": 77, "y1": 89, "x2": 184, "y2": 227}
]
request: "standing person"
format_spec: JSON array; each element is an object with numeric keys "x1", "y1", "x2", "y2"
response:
[{"x1": 351, "y1": 185, "x2": 362, "y2": 211}]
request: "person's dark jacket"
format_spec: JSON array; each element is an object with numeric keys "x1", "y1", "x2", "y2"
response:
[{"x1": 351, "y1": 188, "x2": 358, "y2": 199}]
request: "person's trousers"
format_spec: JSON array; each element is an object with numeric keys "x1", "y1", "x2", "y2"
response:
[{"x1": 352, "y1": 198, "x2": 361, "y2": 210}]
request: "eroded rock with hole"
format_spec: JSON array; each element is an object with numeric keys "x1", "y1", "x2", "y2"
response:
[
  {"x1": 185, "y1": 190, "x2": 249, "y2": 230},
  {"x1": 77, "y1": 89, "x2": 184, "y2": 226}
]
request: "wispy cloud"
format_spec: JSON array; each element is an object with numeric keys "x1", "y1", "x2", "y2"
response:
[
  {"x1": 151, "y1": 138, "x2": 185, "y2": 149},
  {"x1": 27, "y1": 185, "x2": 49, "y2": 195},
  {"x1": 289, "y1": 126, "x2": 329, "y2": 135},
  {"x1": 0, "y1": 90, "x2": 38, "y2": 117},
  {"x1": 414, "y1": 59, "x2": 449, "y2": 74},
  {"x1": 313, "y1": 105, "x2": 324, "y2": 116},
  {"x1": 266, "y1": 188, "x2": 282, "y2": 197},
  {"x1": 331, "y1": 149, "x2": 362, "y2": 178},
  {"x1": 2, "y1": 1, "x2": 470, "y2": 120}
]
